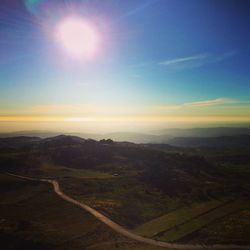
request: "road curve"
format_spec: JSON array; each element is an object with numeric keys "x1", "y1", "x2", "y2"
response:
[{"x1": 7, "y1": 173, "x2": 250, "y2": 250}]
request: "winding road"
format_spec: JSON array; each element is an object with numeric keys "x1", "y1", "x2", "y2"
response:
[{"x1": 7, "y1": 173, "x2": 250, "y2": 250}]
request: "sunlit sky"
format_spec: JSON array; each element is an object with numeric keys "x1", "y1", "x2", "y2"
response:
[{"x1": 0, "y1": 0, "x2": 250, "y2": 133}]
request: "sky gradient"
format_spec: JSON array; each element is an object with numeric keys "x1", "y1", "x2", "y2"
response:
[{"x1": 0, "y1": 0, "x2": 250, "y2": 133}]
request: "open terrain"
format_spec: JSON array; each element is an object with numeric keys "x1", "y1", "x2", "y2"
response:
[
  {"x1": 0, "y1": 173, "x2": 170, "y2": 250},
  {"x1": 0, "y1": 135, "x2": 250, "y2": 249}
]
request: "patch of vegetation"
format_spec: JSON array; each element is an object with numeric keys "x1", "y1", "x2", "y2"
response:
[
  {"x1": 134, "y1": 200, "x2": 222, "y2": 237},
  {"x1": 182, "y1": 209, "x2": 250, "y2": 245},
  {"x1": 158, "y1": 200, "x2": 250, "y2": 242},
  {"x1": 60, "y1": 176, "x2": 182, "y2": 228}
]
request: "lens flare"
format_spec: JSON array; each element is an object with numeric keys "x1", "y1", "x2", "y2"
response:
[
  {"x1": 25, "y1": 0, "x2": 43, "y2": 14},
  {"x1": 56, "y1": 17, "x2": 98, "y2": 59}
]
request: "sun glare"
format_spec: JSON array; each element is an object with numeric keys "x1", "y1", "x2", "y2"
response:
[{"x1": 56, "y1": 17, "x2": 98, "y2": 59}]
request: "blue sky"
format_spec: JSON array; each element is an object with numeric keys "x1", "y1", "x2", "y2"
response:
[{"x1": 0, "y1": 0, "x2": 250, "y2": 132}]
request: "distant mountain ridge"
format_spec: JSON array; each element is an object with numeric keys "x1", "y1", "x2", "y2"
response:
[
  {"x1": 0, "y1": 133, "x2": 250, "y2": 149},
  {"x1": 0, "y1": 131, "x2": 164, "y2": 143},
  {"x1": 167, "y1": 135, "x2": 250, "y2": 148},
  {"x1": 154, "y1": 127, "x2": 250, "y2": 137},
  {"x1": 0, "y1": 127, "x2": 250, "y2": 146}
]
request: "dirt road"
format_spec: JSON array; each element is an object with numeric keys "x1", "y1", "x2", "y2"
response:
[{"x1": 7, "y1": 173, "x2": 250, "y2": 250}]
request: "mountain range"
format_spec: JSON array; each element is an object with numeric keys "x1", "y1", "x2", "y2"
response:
[{"x1": 0, "y1": 127, "x2": 250, "y2": 147}]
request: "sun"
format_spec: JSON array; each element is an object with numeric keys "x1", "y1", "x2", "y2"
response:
[{"x1": 56, "y1": 17, "x2": 98, "y2": 59}]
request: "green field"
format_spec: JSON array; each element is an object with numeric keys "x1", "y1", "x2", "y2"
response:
[
  {"x1": 188, "y1": 209, "x2": 250, "y2": 245},
  {"x1": 133, "y1": 199, "x2": 250, "y2": 243},
  {"x1": 134, "y1": 200, "x2": 222, "y2": 237},
  {"x1": 158, "y1": 200, "x2": 250, "y2": 242}
]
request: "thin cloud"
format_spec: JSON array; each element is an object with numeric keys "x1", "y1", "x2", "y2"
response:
[
  {"x1": 159, "y1": 54, "x2": 208, "y2": 66},
  {"x1": 184, "y1": 98, "x2": 237, "y2": 107},
  {"x1": 130, "y1": 51, "x2": 237, "y2": 70},
  {"x1": 159, "y1": 51, "x2": 237, "y2": 70},
  {"x1": 157, "y1": 98, "x2": 248, "y2": 111}
]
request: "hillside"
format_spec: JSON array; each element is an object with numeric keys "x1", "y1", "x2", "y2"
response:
[
  {"x1": 0, "y1": 135, "x2": 249, "y2": 247},
  {"x1": 1, "y1": 127, "x2": 250, "y2": 144}
]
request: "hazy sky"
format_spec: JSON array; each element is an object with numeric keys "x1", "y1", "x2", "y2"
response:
[{"x1": 0, "y1": 0, "x2": 250, "y2": 133}]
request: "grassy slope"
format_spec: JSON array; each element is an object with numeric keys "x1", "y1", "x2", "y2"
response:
[
  {"x1": 60, "y1": 176, "x2": 182, "y2": 228},
  {"x1": 57, "y1": 166, "x2": 250, "y2": 245},
  {"x1": 0, "y1": 173, "x2": 168, "y2": 250},
  {"x1": 1, "y1": 138, "x2": 250, "y2": 247},
  {"x1": 0, "y1": 173, "x2": 120, "y2": 249}
]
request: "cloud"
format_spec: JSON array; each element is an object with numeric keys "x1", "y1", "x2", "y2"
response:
[
  {"x1": 159, "y1": 54, "x2": 208, "y2": 66},
  {"x1": 183, "y1": 98, "x2": 237, "y2": 107},
  {"x1": 157, "y1": 98, "x2": 250, "y2": 112},
  {"x1": 129, "y1": 50, "x2": 237, "y2": 70},
  {"x1": 159, "y1": 51, "x2": 237, "y2": 70}
]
